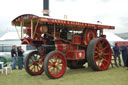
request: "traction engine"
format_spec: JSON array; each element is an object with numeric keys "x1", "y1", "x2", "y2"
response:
[{"x1": 12, "y1": 14, "x2": 114, "y2": 79}]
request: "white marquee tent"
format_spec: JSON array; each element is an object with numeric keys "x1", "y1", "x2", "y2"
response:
[
  {"x1": 0, "y1": 32, "x2": 20, "y2": 40},
  {"x1": 104, "y1": 32, "x2": 126, "y2": 42}
]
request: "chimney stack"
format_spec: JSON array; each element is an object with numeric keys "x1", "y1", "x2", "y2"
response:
[{"x1": 43, "y1": 0, "x2": 49, "y2": 16}]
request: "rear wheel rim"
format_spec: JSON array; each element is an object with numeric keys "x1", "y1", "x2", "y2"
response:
[
  {"x1": 94, "y1": 39, "x2": 111, "y2": 70},
  {"x1": 47, "y1": 52, "x2": 66, "y2": 78},
  {"x1": 26, "y1": 52, "x2": 44, "y2": 75}
]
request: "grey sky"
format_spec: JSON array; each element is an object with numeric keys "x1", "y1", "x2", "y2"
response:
[{"x1": 0, "y1": 0, "x2": 128, "y2": 36}]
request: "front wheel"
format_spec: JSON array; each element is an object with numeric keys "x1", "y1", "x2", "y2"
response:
[
  {"x1": 87, "y1": 38, "x2": 111, "y2": 71},
  {"x1": 24, "y1": 51, "x2": 44, "y2": 76},
  {"x1": 44, "y1": 50, "x2": 67, "y2": 79}
]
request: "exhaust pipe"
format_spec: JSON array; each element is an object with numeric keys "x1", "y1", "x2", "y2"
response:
[{"x1": 43, "y1": 0, "x2": 49, "y2": 16}]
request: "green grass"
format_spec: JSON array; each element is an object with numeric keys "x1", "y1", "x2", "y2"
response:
[{"x1": 0, "y1": 66, "x2": 128, "y2": 85}]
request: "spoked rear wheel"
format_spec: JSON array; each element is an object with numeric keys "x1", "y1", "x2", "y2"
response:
[
  {"x1": 24, "y1": 51, "x2": 44, "y2": 76},
  {"x1": 87, "y1": 38, "x2": 111, "y2": 71},
  {"x1": 44, "y1": 50, "x2": 67, "y2": 79}
]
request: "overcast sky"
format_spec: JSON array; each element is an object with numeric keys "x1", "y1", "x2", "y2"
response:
[{"x1": 0, "y1": 0, "x2": 128, "y2": 36}]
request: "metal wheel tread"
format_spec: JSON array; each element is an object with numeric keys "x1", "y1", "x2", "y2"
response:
[{"x1": 87, "y1": 38, "x2": 111, "y2": 71}]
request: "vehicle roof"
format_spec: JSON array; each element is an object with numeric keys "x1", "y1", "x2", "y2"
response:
[{"x1": 12, "y1": 14, "x2": 115, "y2": 30}]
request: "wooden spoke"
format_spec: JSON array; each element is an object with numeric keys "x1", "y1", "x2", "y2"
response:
[{"x1": 103, "y1": 53, "x2": 110, "y2": 56}]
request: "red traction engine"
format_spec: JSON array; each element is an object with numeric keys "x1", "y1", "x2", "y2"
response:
[{"x1": 12, "y1": 14, "x2": 115, "y2": 79}]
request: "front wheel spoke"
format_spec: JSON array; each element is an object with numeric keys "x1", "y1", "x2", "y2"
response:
[
  {"x1": 37, "y1": 64, "x2": 42, "y2": 69},
  {"x1": 30, "y1": 57, "x2": 34, "y2": 63},
  {"x1": 48, "y1": 66, "x2": 52, "y2": 70},
  {"x1": 34, "y1": 56, "x2": 37, "y2": 61},
  {"x1": 50, "y1": 67, "x2": 55, "y2": 74},
  {"x1": 34, "y1": 66, "x2": 37, "y2": 72},
  {"x1": 56, "y1": 67, "x2": 61, "y2": 74},
  {"x1": 53, "y1": 57, "x2": 57, "y2": 62},
  {"x1": 39, "y1": 58, "x2": 43, "y2": 64},
  {"x1": 54, "y1": 68, "x2": 57, "y2": 75},
  {"x1": 57, "y1": 64, "x2": 62, "y2": 70},
  {"x1": 51, "y1": 55, "x2": 57, "y2": 62},
  {"x1": 48, "y1": 61, "x2": 54, "y2": 66},
  {"x1": 28, "y1": 63, "x2": 33, "y2": 67},
  {"x1": 57, "y1": 59, "x2": 62, "y2": 64},
  {"x1": 30, "y1": 65, "x2": 35, "y2": 72},
  {"x1": 33, "y1": 55, "x2": 37, "y2": 61},
  {"x1": 33, "y1": 65, "x2": 36, "y2": 72},
  {"x1": 37, "y1": 64, "x2": 41, "y2": 71},
  {"x1": 37, "y1": 65, "x2": 40, "y2": 71},
  {"x1": 49, "y1": 59, "x2": 54, "y2": 64}
]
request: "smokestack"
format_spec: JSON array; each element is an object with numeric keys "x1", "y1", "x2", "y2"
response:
[{"x1": 43, "y1": 0, "x2": 49, "y2": 16}]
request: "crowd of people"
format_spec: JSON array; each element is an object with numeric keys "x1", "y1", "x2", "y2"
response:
[
  {"x1": 11, "y1": 45, "x2": 24, "y2": 70},
  {"x1": 113, "y1": 43, "x2": 128, "y2": 70}
]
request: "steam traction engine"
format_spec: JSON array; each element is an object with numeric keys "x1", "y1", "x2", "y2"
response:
[{"x1": 12, "y1": 14, "x2": 114, "y2": 79}]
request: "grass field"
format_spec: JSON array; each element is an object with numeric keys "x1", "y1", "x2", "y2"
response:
[{"x1": 0, "y1": 66, "x2": 128, "y2": 85}]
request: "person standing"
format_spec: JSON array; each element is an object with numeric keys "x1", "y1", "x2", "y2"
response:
[
  {"x1": 120, "y1": 43, "x2": 127, "y2": 67},
  {"x1": 113, "y1": 43, "x2": 122, "y2": 66},
  {"x1": 11, "y1": 45, "x2": 17, "y2": 70},
  {"x1": 126, "y1": 58, "x2": 128, "y2": 70},
  {"x1": 17, "y1": 46, "x2": 24, "y2": 70},
  {"x1": 126, "y1": 45, "x2": 128, "y2": 70}
]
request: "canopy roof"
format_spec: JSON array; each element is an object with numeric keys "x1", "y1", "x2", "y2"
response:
[{"x1": 12, "y1": 14, "x2": 115, "y2": 30}]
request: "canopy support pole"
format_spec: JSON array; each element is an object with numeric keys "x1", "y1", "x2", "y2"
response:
[
  {"x1": 31, "y1": 20, "x2": 33, "y2": 39},
  {"x1": 33, "y1": 20, "x2": 39, "y2": 38},
  {"x1": 20, "y1": 21, "x2": 23, "y2": 39},
  {"x1": 54, "y1": 24, "x2": 56, "y2": 40},
  {"x1": 15, "y1": 25, "x2": 21, "y2": 40}
]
